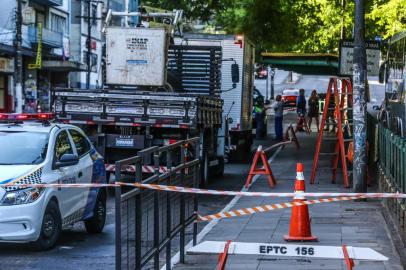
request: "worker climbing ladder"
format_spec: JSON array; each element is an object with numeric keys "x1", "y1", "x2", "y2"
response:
[{"x1": 310, "y1": 77, "x2": 353, "y2": 188}]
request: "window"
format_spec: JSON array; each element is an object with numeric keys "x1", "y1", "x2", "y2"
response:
[
  {"x1": 92, "y1": 4, "x2": 98, "y2": 26},
  {"x1": 83, "y1": 3, "x2": 98, "y2": 27},
  {"x1": 82, "y1": 51, "x2": 98, "y2": 72},
  {"x1": 55, "y1": 130, "x2": 73, "y2": 161},
  {"x1": 69, "y1": 129, "x2": 91, "y2": 157},
  {"x1": 50, "y1": 13, "x2": 67, "y2": 34},
  {"x1": 0, "y1": 131, "x2": 48, "y2": 165}
]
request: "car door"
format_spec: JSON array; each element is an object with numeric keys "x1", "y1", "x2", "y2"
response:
[
  {"x1": 68, "y1": 128, "x2": 94, "y2": 217},
  {"x1": 52, "y1": 129, "x2": 81, "y2": 221}
]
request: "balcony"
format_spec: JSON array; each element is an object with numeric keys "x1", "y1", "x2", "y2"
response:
[
  {"x1": 29, "y1": 0, "x2": 62, "y2": 6},
  {"x1": 28, "y1": 25, "x2": 63, "y2": 48}
]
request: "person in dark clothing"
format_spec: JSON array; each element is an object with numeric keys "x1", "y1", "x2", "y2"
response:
[
  {"x1": 273, "y1": 95, "x2": 284, "y2": 141},
  {"x1": 308, "y1": 89, "x2": 320, "y2": 132},
  {"x1": 296, "y1": 89, "x2": 306, "y2": 132}
]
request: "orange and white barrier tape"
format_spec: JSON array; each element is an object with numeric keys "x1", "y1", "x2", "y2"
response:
[
  {"x1": 196, "y1": 196, "x2": 367, "y2": 222},
  {"x1": 1, "y1": 182, "x2": 406, "y2": 200},
  {"x1": 105, "y1": 164, "x2": 169, "y2": 174},
  {"x1": 120, "y1": 183, "x2": 406, "y2": 199}
]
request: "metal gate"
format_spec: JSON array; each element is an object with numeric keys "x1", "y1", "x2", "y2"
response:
[{"x1": 115, "y1": 138, "x2": 200, "y2": 270}]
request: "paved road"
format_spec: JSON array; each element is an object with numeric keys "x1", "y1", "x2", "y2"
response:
[{"x1": 0, "y1": 167, "x2": 252, "y2": 270}]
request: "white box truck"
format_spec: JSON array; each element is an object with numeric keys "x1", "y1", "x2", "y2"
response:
[{"x1": 175, "y1": 34, "x2": 255, "y2": 161}]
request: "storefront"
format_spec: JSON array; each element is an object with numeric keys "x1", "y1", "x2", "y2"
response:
[{"x1": 0, "y1": 57, "x2": 14, "y2": 113}]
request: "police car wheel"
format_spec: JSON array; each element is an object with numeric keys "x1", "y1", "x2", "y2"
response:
[
  {"x1": 85, "y1": 190, "x2": 106, "y2": 234},
  {"x1": 33, "y1": 200, "x2": 61, "y2": 250}
]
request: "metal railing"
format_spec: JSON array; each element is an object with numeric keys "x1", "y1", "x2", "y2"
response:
[
  {"x1": 377, "y1": 125, "x2": 406, "y2": 194},
  {"x1": 30, "y1": 0, "x2": 63, "y2": 7},
  {"x1": 373, "y1": 113, "x2": 406, "y2": 243},
  {"x1": 115, "y1": 138, "x2": 200, "y2": 270}
]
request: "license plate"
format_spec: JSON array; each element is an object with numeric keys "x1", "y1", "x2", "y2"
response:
[{"x1": 115, "y1": 138, "x2": 134, "y2": 147}]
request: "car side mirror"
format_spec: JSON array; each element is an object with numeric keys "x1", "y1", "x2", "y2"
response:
[
  {"x1": 372, "y1": 105, "x2": 380, "y2": 111},
  {"x1": 55, "y1": 154, "x2": 79, "y2": 168},
  {"x1": 231, "y1": 63, "x2": 239, "y2": 84}
]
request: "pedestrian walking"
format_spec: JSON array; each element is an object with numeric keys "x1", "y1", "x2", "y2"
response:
[
  {"x1": 272, "y1": 95, "x2": 284, "y2": 141},
  {"x1": 296, "y1": 89, "x2": 306, "y2": 132},
  {"x1": 308, "y1": 89, "x2": 320, "y2": 132}
]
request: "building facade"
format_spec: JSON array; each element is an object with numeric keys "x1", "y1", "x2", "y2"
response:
[
  {"x1": 69, "y1": 0, "x2": 103, "y2": 89},
  {"x1": 0, "y1": 0, "x2": 110, "y2": 113}
]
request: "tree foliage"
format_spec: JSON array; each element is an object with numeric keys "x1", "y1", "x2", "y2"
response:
[{"x1": 143, "y1": 0, "x2": 406, "y2": 53}]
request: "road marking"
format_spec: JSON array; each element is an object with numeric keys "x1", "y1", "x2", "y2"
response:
[
  {"x1": 188, "y1": 241, "x2": 389, "y2": 261},
  {"x1": 160, "y1": 145, "x2": 284, "y2": 270}
]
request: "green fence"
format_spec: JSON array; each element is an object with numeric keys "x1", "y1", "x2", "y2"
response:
[
  {"x1": 368, "y1": 112, "x2": 406, "y2": 243},
  {"x1": 378, "y1": 126, "x2": 406, "y2": 194}
]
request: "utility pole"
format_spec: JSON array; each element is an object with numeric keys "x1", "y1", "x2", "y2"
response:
[
  {"x1": 270, "y1": 67, "x2": 275, "y2": 100},
  {"x1": 15, "y1": 0, "x2": 23, "y2": 113},
  {"x1": 265, "y1": 66, "x2": 269, "y2": 101},
  {"x1": 77, "y1": 0, "x2": 103, "y2": 89},
  {"x1": 86, "y1": 0, "x2": 91, "y2": 89},
  {"x1": 340, "y1": 0, "x2": 346, "y2": 39},
  {"x1": 353, "y1": 0, "x2": 368, "y2": 192}
]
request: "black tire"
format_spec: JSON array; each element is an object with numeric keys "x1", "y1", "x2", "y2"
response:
[
  {"x1": 32, "y1": 200, "x2": 62, "y2": 250},
  {"x1": 84, "y1": 190, "x2": 106, "y2": 234},
  {"x1": 217, "y1": 156, "x2": 224, "y2": 177}
]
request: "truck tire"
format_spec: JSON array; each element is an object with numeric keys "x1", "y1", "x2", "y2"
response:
[
  {"x1": 216, "y1": 156, "x2": 224, "y2": 177},
  {"x1": 200, "y1": 152, "x2": 210, "y2": 187},
  {"x1": 85, "y1": 190, "x2": 107, "y2": 234},
  {"x1": 32, "y1": 200, "x2": 62, "y2": 250}
]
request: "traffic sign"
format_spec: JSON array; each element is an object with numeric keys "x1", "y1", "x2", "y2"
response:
[
  {"x1": 339, "y1": 39, "x2": 381, "y2": 76},
  {"x1": 188, "y1": 241, "x2": 388, "y2": 261}
]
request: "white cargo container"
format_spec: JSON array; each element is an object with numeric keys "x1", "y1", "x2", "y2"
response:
[
  {"x1": 105, "y1": 28, "x2": 168, "y2": 86},
  {"x1": 175, "y1": 34, "x2": 255, "y2": 161}
]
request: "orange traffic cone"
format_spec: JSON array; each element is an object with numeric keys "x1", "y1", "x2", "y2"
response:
[{"x1": 284, "y1": 163, "x2": 317, "y2": 242}]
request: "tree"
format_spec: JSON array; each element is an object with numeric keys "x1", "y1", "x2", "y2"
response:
[
  {"x1": 143, "y1": 0, "x2": 406, "y2": 53},
  {"x1": 367, "y1": 0, "x2": 406, "y2": 39}
]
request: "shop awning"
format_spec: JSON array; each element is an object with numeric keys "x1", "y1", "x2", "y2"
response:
[{"x1": 41, "y1": 60, "x2": 87, "y2": 72}]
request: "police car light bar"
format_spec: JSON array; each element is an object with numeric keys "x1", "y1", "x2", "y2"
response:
[{"x1": 0, "y1": 113, "x2": 54, "y2": 121}]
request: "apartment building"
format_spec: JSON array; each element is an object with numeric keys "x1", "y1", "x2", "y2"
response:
[{"x1": 0, "y1": 0, "x2": 117, "y2": 112}]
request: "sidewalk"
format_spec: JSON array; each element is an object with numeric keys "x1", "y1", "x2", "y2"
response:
[{"x1": 174, "y1": 131, "x2": 404, "y2": 270}]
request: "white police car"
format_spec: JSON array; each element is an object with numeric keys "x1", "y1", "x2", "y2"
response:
[{"x1": 0, "y1": 113, "x2": 106, "y2": 250}]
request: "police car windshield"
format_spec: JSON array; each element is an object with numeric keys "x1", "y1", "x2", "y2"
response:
[{"x1": 0, "y1": 131, "x2": 48, "y2": 165}]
